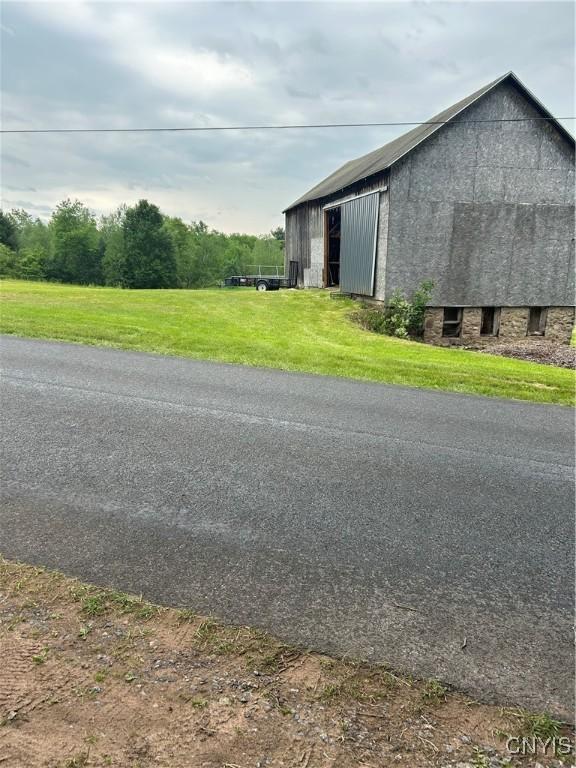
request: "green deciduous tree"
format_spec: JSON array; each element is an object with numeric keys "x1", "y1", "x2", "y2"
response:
[
  {"x1": 100, "y1": 206, "x2": 127, "y2": 286},
  {"x1": 10, "y1": 211, "x2": 51, "y2": 280},
  {"x1": 123, "y1": 200, "x2": 177, "y2": 289},
  {"x1": 48, "y1": 199, "x2": 101, "y2": 284},
  {"x1": 250, "y1": 236, "x2": 284, "y2": 271},
  {"x1": 270, "y1": 226, "x2": 285, "y2": 249},
  {"x1": 163, "y1": 216, "x2": 197, "y2": 288},
  {"x1": 17, "y1": 216, "x2": 50, "y2": 254}
]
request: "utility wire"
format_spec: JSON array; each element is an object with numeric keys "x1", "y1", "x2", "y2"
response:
[{"x1": 1, "y1": 117, "x2": 574, "y2": 134}]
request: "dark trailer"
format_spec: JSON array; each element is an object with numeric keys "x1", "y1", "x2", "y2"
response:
[{"x1": 224, "y1": 261, "x2": 298, "y2": 291}]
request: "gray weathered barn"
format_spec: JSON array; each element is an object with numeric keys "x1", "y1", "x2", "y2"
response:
[{"x1": 283, "y1": 72, "x2": 575, "y2": 344}]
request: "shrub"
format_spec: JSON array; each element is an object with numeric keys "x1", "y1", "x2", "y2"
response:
[
  {"x1": 407, "y1": 279, "x2": 434, "y2": 337},
  {"x1": 382, "y1": 290, "x2": 412, "y2": 338},
  {"x1": 16, "y1": 247, "x2": 49, "y2": 280},
  {"x1": 355, "y1": 280, "x2": 434, "y2": 339}
]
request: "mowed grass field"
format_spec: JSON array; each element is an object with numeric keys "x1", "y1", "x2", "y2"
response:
[{"x1": 1, "y1": 279, "x2": 573, "y2": 404}]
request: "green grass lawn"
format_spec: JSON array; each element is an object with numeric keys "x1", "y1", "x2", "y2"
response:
[{"x1": 1, "y1": 279, "x2": 573, "y2": 405}]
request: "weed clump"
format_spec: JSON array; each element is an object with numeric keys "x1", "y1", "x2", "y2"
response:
[{"x1": 422, "y1": 678, "x2": 448, "y2": 704}]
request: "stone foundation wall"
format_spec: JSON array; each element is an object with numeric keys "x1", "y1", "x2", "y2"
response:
[
  {"x1": 424, "y1": 306, "x2": 575, "y2": 345},
  {"x1": 423, "y1": 308, "x2": 445, "y2": 344},
  {"x1": 546, "y1": 307, "x2": 576, "y2": 343},
  {"x1": 497, "y1": 307, "x2": 530, "y2": 341}
]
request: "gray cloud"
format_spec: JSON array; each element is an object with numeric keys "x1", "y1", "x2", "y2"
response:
[{"x1": 0, "y1": 1, "x2": 573, "y2": 233}]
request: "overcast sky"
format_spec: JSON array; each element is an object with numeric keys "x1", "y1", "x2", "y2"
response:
[{"x1": 1, "y1": 1, "x2": 574, "y2": 233}]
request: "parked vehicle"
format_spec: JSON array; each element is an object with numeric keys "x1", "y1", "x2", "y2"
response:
[{"x1": 224, "y1": 261, "x2": 298, "y2": 291}]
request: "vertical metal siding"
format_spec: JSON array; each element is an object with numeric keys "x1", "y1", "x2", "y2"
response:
[{"x1": 340, "y1": 192, "x2": 380, "y2": 296}]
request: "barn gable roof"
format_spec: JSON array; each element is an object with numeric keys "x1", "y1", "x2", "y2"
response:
[{"x1": 283, "y1": 72, "x2": 575, "y2": 212}]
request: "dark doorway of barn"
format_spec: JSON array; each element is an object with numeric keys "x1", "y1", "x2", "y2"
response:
[{"x1": 325, "y1": 207, "x2": 341, "y2": 287}]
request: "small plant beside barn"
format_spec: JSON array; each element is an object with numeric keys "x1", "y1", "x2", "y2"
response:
[{"x1": 355, "y1": 280, "x2": 434, "y2": 339}]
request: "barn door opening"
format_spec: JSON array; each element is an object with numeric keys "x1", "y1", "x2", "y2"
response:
[{"x1": 324, "y1": 207, "x2": 341, "y2": 287}]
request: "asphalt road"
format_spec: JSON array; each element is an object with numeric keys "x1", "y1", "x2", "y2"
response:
[{"x1": 1, "y1": 336, "x2": 574, "y2": 717}]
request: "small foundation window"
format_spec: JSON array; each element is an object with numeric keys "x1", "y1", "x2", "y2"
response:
[
  {"x1": 442, "y1": 307, "x2": 463, "y2": 337},
  {"x1": 527, "y1": 307, "x2": 547, "y2": 336},
  {"x1": 480, "y1": 307, "x2": 500, "y2": 336}
]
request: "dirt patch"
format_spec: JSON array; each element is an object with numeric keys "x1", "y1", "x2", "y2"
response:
[
  {"x1": 478, "y1": 341, "x2": 575, "y2": 369},
  {"x1": 0, "y1": 559, "x2": 573, "y2": 768}
]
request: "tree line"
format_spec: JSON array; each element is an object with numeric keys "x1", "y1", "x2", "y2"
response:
[{"x1": 0, "y1": 199, "x2": 285, "y2": 289}]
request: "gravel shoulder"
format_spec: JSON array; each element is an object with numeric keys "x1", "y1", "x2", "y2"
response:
[{"x1": 1, "y1": 559, "x2": 574, "y2": 768}]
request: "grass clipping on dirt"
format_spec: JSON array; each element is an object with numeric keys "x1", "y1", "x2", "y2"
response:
[
  {"x1": 1, "y1": 559, "x2": 573, "y2": 768},
  {"x1": 1, "y1": 279, "x2": 574, "y2": 405}
]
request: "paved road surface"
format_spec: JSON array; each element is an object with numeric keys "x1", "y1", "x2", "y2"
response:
[{"x1": 1, "y1": 336, "x2": 573, "y2": 716}]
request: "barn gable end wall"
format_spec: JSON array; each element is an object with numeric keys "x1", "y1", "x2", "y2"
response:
[{"x1": 385, "y1": 79, "x2": 575, "y2": 307}]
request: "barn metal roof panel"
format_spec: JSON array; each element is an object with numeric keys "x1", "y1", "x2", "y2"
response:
[{"x1": 283, "y1": 72, "x2": 575, "y2": 212}]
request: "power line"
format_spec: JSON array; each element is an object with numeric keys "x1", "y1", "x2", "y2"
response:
[{"x1": 1, "y1": 117, "x2": 574, "y2": 134}]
